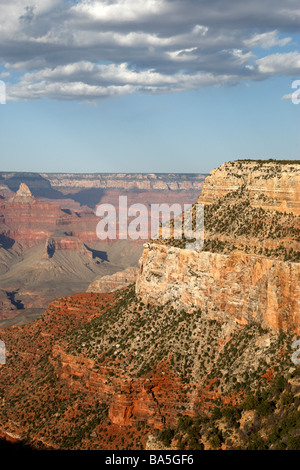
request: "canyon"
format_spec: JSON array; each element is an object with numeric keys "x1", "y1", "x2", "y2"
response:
[
  {"x1": 0, "y1": 172, "x2": 204, "y2": 324},
  {"x1": 0, "y1": 160, "x2": 299, "y2": 450}
]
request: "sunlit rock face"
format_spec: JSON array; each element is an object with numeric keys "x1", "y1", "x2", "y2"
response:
[
  {"x1": 198, "y1": 160, "x2": 300, "y2": 216},
  {"x1": 87, "y1": 267, "x2": 138, "y2": 293},
  {"x1": 136, "y1": 243, "x2": 300, "y2": 334},
  {"x1": 136, "y1": 161, "x2": 300, "y2": 335}
]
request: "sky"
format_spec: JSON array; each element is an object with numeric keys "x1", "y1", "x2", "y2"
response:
[{"x1": 0, "y1": 0, "x2": 299, "y2": 174}]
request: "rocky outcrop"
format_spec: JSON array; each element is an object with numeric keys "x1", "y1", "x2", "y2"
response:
[
  {"x1": 198, "y1": 160, "x2": 300, "y2": 215},
  {"x1": 136, "y1": 243, "x2": 300, "y2": 334},
  {"x1": 0, "y1": 186, "x2": 103, "y2": 246},
  {"x1": 0, "y1": 189, "x2": 77, "y2": 247},
  {"x1": 137, "y1": 161, "x2": 300, "y2": 335},
  {"x1": 52, "y1": 343, "x2": 181, "y2": 428},
  {"x1": 44, "y1": 234, "x2": 92, "y2": 259},
  {"x1": 87, "y1": 267, "x2": 138, "y2": 293},
  {"x1": 15, "y1": 183, "x2": 33, "y2": 200}
]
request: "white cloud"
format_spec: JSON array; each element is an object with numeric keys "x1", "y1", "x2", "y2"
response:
[
  {"x1": 282, "y1": 93, "x2": 293, "y2": 100},
  {"x1": 255, "y1": 52, "x2": 300, "y2": 75},
  {"x1": 1, "y1": 0, "x2": 299, "y2": 101},
  {"x1": 167, "y1": 47, "x2": 199, "y2": 62},
  {"x1": 229, "y1": 49, "x2": 254, "y2": 64},
  {"x1": 7, "y1": 80, "x2": 136, "y2": 102},
  {"x1": 6, "y1": 60, "x2": 238, "y2": 101},
  {"x1": 71, "y1": 0, "x2": 168, "y2": 22},
  {"x1": 244, "y1": 31, "x2": 292, "y2": 49},
  {"x1": 0, "y1": 0, "x2": 61, "y2": 37},
  {"x1": 0, "y1": 71, "x2": 10, "y2": 78}
]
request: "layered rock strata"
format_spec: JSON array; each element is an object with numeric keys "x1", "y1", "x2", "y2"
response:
[
  {"x1": 137, "y1": 161, "x2": 300, "y2": 334},
  {"x1": 87, "y1": 267, "x2": 138, "y2": 293},
  {"x1": 136, "y1": 243, "x2": 300, "y2": 334},
  {"x1": 198, "y1": 160, "x2": 300, "y2": 216}
]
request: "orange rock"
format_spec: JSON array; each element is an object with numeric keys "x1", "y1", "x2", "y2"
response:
[{"x1": 136, "y1": 244, "x2": 300, "y2": 334}]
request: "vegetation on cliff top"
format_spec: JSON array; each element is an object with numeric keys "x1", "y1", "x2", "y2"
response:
[
  {"x1": 65, "y1": 286, "x2": 297, "y2": 390},
  {"x1": 235, "y1": 158, "x2": 300, "y2": 165},
  {"x1": 154, "y1": 186, "x2": 300, "y2": 261}
]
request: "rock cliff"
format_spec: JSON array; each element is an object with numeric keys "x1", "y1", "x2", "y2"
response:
[
  {"x1": 44, "y1": 234, "x2": 92, "y2": 259},
  {"x1": 87, "y1": 267, "x2": 138, "y2": 293},
  {"x1": 136, "y1": 160, "x2": 300, "y2": 334},
  {"x1": 136, "y1": 243, "x2": 300, "y2": 334},
  {"x1": 42, "y1": 173, "x2": 206, "y2": 192},
  {"x1": 0, "y1": 185, "x2": 78, "y2": 247},
  {"x1": 198, "y1": 160, "x2": 300, "y2": 216},
  {"x1": 15, "y1": 183, "x2": 33, "y2": 200}
]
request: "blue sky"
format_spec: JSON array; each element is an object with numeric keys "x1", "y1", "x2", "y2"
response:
[{"x1": 0, "y1": 0, "x2": 299, "y2": 174}]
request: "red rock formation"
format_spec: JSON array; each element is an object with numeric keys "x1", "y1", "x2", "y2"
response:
[
  {"x1": 0, "y1": 286, "x2": 297, "y2": 450},
  {"x1": 50, "y1": 343, "x2": 188, "y2": 429},
  {"x1": 44, "y1": 235, "x2": 92, "y2": 258},
  {"x1": 0, "y1": 188, "x2": 77, "y2": 247},
  {"x1": 0, "y1": 183, "x2": 203, "y2": 246}
]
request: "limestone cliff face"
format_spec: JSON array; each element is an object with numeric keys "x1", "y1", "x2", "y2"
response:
[
  {"x1": 198, "y1": 160, "x2": 300, "y2": 215},
  {"x1": 136, "y1": 243, "x2": 300, "y2": 334},
  {"x1": 41, "y1": 173, "x2": 206, "y2": 191},
  {"x1": 15, "y1": 183, "x2": 33, "y2": 200},
  {"x1": 87, "y1": 267, "x2": 138, "y2": 293},
  {"x1": 136, "y1": 160, "x2": 300, "y2": 335}
]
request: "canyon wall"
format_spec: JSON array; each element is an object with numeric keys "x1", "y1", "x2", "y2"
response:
[
  {"x1": 0, "y1": 186, "x2": 78, "y2": 247},
  {"x1": 87, "y1": 267, "x2": 138, "y2": 293},
  {"x1": 198, "y1": 160, "x2": 300, "y2": 215},
  {"x1": 43, "y1": 173, "x2": 206, "y2": 191},
  {"x1": 136, "y1": 243, "x2": 300, "y2": 334},
  {"x1": 136, "y1": 161, "x2": 300, "y2": 334},
  {"x1": 44, "y1": 235, "x2": 92, "y2": 258},
  {"x1": 0, "y1": 172, "x2": 206, "y2": 194}
]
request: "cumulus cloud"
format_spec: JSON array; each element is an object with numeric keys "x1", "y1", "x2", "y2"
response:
[
  {"x1": 7, "y1": 61, "x2": 238, "y2": 101},
  {"x1": 244, "y1": 31, "x2": 292, "y2": 49},
  {"x1": 255, "y1": 52, "x2": 300, "y2": 75},
  {"x1": 71, "y1": 0, "x2": 168, "y2": 23},
  {"x1": 0, "y1": 0, "x2": 299, "y2": 101}
]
